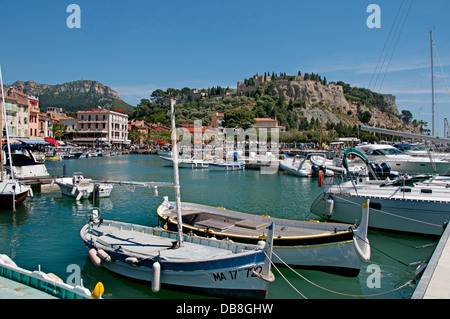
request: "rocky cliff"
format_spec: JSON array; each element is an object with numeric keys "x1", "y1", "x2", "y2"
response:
[
  {"x1": 237, "y1": 75, "x2": 407, "y2": 130},
  {"x1": 9, "y1": 80, "x2": 132, "y2": 113},
  {"x1": 11, "y1": 80, "x2": 122, "y2": 100}
]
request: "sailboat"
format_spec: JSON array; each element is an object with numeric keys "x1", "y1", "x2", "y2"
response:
[
  {"x1": 80, "y1": 99, "x2": 275, "y2": 298},
  {"x1": 0, "y1": 65, "x2": 32, "y2": 211}
]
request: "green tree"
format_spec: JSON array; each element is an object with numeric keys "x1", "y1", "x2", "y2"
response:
[
  {"x1": 401, "y1": 110, "x2": 413, "y2": 124},
  {"x1": 222, "y1": 108, "x2": 256, "y2": 130}
]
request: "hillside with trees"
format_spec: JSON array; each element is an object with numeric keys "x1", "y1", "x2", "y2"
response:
[{"x1": 129, "y1": 72, "x2": 421, "y2": 144}]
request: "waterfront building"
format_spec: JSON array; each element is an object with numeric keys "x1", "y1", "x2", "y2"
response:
[
  {"x1": 1, "y1": 88, "x2": 30, "y2": 138},
  {"x1": 129, "y1": 120, "x2": 170, "y2": 145},
  {"x1": 47, "y1": 108, "x2": 77, "y2": 135},
  {"x1": 74, "y1": 107, "x2": 130, "y2": 148},
  {"x1": 28, "y1": 95, "x2": 40, "y2": 138},
  {"x1": 38, "y1": 113, "x2": 54, "y2": 138},
  {"x1": 253, "y1": 117, "x2": 285, "y2": 132},
  {"x1": 210, "y1": 112, "x2": 224, "y2": 130}
]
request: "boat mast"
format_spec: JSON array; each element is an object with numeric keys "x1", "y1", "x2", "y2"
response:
[
  {"x1": 170, "y1": 99, "x2": 183, "y2": 248},
  {"x1": 430, "y1": 30, "x2": 435, "y2": 136},
  {"x1": 0, "y1": 65, "x2": 15, "y2": 182},
  {"x1": 0, "y1": 69, "x2": 3, "y2": 183}
]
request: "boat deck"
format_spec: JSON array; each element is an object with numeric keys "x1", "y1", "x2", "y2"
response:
[
  {"x1": 165, "y1": 208, "x2": 339, "y2": 238},
  {"x1": 91, "y1": 225, "x2": 235, "y2": 260},
  {"x1": 0, "y1": 275, "x2": 57, "y2": 299}
]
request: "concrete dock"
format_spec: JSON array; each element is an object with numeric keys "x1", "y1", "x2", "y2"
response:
[{"x1": 412, "y1": 223, "x2": 450, "y2": 299}]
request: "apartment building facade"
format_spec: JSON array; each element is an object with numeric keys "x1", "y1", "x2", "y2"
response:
[{"x1": 74, "y1": 107, "x2": 130, "y2": 148}]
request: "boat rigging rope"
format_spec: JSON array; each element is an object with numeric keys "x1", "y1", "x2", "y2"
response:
[
  {"x1": 269, "y1": 251, "x2": 415, "y2": 299},
  {"x1": 336, "y1": 194, "x2": 443, "y2": 230}
]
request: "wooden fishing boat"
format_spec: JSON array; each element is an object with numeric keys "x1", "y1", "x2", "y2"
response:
[
  {"x1": 81, "y1": 208, "x2": 275, "y2": 298},
  {"x1": 157, "y1": 197, "x2": 371, "y2": 277},
  {"x1": 80, "y1": 99, "x2": 275, "y2": 298}
]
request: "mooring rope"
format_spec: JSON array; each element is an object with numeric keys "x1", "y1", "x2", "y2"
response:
[
  {"x1": 336, "y1": 194, "x2": 443, "y2": 229},
  {"x1": 269, "y1": 250, "x2": 415, "y2": 299}
]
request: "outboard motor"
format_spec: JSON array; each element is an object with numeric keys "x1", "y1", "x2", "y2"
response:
[
  {"x1": 311, "y1": 164, "x2": 319, "y2": 177},
  {"x1": 368, "y1": 162, "x2": 378, "y2": 179},
  {"x1": 380, "y1": 162, "x2": 391, "y2": 178},
  {"x1": 374, "y1": 163, "x2": 382, "y2": 178},
  {"x1": 319, "y1": 165, "x2": 327, "y2": 176}
]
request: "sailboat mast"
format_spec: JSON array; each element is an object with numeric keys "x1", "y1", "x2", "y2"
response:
[
  {"x1": 430, "y1": 30, "x2": 435, "y2": 136},
  {"x1": 0, "y1": 70, "x2": 3, "y2": 183},
  {"x1": 170, "y1": 99, "x2": 183, "y2": 248},
  {"x1": 0, "y1": 65, "x2": 15, "y2": 181}
]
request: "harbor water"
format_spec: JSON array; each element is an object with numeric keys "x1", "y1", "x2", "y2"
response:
[{"x1": 0, "y1": 154, "x2": 438, "y2": 299}]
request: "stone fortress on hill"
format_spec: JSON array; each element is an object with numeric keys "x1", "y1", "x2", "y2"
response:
[{"x1": 236, "y1": 72, "x2": 400, "y2": 128}]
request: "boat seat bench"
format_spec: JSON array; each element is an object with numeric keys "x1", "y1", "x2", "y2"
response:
[{"x1": 194, "y1": 219, "x2": 234, "y2": 232}]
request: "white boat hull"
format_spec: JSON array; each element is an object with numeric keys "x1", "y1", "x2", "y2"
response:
[
  {"x1": 55, "y1": 177, "x2": 112, "y2": 199},
  {"x1": 160, "y1": 156, "x2": 209, "y2": 169},
  {"x1": 11, "y1": 164, "x2": 49, "y2": 179},
  {"x1": 279, "y1": 158, "x2": 311, "y2": 177},
  {"x1": 209, "y1": 162, "x2": 245, "y2": 170},
  {"x1": 311, "y1": 182, "x2": 450, "y2": 235},
  {"x1": 158, "y1": 201, "x2": 368, "y2": 276}
]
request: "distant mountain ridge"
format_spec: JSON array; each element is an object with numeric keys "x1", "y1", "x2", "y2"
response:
[{"x1": 10, "y1": 80, "x2": 134, "y2": 114}]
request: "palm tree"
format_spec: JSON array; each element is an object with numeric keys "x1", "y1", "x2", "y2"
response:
[{"x1": 417, "y1": 120, "x2": 428, "y2": 133}]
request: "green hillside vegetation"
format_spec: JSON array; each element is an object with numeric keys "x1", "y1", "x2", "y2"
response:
[
  {"x1": 38, "y1": 89, "x2": 134, "y2": 114},
  {"x1": 130, "y1": 85, "x2": 364, "y2": 144}
]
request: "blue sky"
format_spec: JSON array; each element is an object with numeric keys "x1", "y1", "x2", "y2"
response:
[{"x1": 2, "y1": 0, "x2": 450, "y2": 135}]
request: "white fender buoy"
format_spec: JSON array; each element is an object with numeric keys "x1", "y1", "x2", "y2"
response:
[
  {"x1": 46, "y1": 273, "x2": 64, "y2": 283},
  {"x1": 325, "y1": 197, "x2": 334, "y2": 218},
  {"x1": 152, "y1": 261, "x2": 161, "y2": 293},
  {"x1": 353, "y1": 200, "x2": 371, "y2": 262},
  {"x1": 88, "y1": 248, "x2": 102, "y2": 267},
  {"x1": 96, "y1": 249, "x2": 111, "y2": 262},
  {"x1": 0, "y1": 254, "x2": 18, "y2": 268},
  {"x1": 125, "y1": 257, "x2": 139, "y2": 264}
]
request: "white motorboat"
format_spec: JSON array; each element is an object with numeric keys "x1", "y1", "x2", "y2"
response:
[
  {"x1": 160, "y1": 156, "x2": 210, "y2": 169},
  {"x1": 394, "y1": 143, "x2": 450, "y2": 161},
  {"x1": 80, "y1": 100, "x2": 275, "y2": 298},
  {"x1": 3, "y1": 144, "x2": 50, "y2": 180},
  {"x1": 280, "y1": 153, "x2": 336, "y2": 177},
  {"x1": 0, "y1": 177, "x2": 32, "y2": 210},
  {"x1": 355, "y1": 144, "x2": 450, "y2": 176},
  {"x1": 157, "y1": 198, "x2": 370, "y2": 276},
  {"x1": 54, "y1": 172, "x2": 113, "y2": 200}
]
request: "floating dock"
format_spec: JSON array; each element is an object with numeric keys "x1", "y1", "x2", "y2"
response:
[{"x1": 412, "y1": 224, "x2": 450, "y2": 299}]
